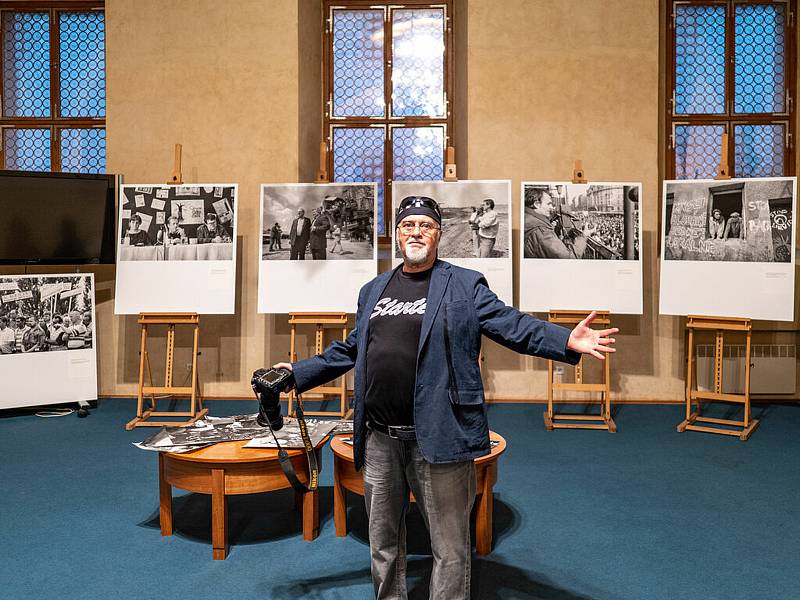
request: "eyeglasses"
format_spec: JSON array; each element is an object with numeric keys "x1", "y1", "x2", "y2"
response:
[{"x1": 397, "y1": 221, "x2": 440, "y2": 236}]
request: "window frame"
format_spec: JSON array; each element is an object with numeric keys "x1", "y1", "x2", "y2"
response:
[
  {"x1": 0, "y1": 0, "x2": 105, "y2": 172},
  {"x1": 665, "y1": 0, "x2": 797, "y2": 179},
  {"x1": 322, "y1": 0, "x2": 455, "y2": 240}
]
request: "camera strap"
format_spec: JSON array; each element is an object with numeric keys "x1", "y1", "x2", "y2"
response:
[{"x1": 254, "y1": 391, "x2": 319, "y2": 494}]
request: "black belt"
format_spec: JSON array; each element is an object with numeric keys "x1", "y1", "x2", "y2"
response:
[{"x1": 367, "y1": 420, "x2": 417, "y2": 441}]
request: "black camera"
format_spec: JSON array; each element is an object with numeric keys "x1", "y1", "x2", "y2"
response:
[{"x1": 251, "y1": 367, "x2": 295, "y2": 430}]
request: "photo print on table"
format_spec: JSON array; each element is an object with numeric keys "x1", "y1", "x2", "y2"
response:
[
  {"x1": 261, "y1": 183, "x2": 376, "y2": 261},
  {"x1": 118, "y1": 185, "x2": 236, "y2": 262},
  {"x1": 391, "y1": 180, "x2": 510, "y2": 260},
  {"x1": 0, "y1": 274, "x2": 94, "y2": 355},
  {"x1": 664, "y1": 178, "x2": 794, "y2": 263},
  {"x1": 523, "y1": 183, "x2": 640, "y2": 260}
]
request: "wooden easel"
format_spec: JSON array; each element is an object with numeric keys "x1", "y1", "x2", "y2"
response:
[
  {"x1": 444, "y1": 146, "x2": 457, "y2": 181},
  {"x1": 125, "y1": 312, "x2": 206, "y2": 430},
  {"x1": 676, "y1": 134, "x2": 758, "y2": 440},
  {"x1": 544, "y1": 310, "x2": 615, "y2": 432},
  {"x1": 287, "y1": 312, "x2": 349, "y2": 417},
  {"x1": 169, "y1": 143, "x2": 183, "y2": 184},
  {"x1": 677, "y1": 315, "x2": 757, "y2": 440}
]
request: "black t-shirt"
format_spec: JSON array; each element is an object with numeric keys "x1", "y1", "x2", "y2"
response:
[{"x1": 364, "y1": 266, "x2": 432, "y2": 426}]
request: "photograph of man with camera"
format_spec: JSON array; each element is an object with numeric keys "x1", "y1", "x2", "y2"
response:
[{"x1": 269, "y1": 195, "x2": 617, "y2": 599}]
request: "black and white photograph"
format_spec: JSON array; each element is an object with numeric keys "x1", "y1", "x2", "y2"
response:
[
  {"x1": 261, "y1": 183, "x2": 376, "y2": 261},
  {"x1": 523, "y1": 183, "x2": 640, "y2": 260},
  {"x1": 659, "y1": 177, "x2": 797, "y2": 321},
  {"x1": 258, "y1": 183, "x2": 378, "y2": 313},
  {"x1": 664, "y1": 178, "x2": 794, "y2": 263},
  {"x1": 244, "y1": 417, "x2": 339, "y2": 449},
  {"x1": 392, "y1": 180, "x2": 509, "y2": 259},
  {"x1": 0, "y1": 274, "x2": 93, "y2": 355},
  {"x1": 118, "y1": 185, "x2": 236, "y2": 261},
  {"x1": 0, "y1": 273, "x2": 97, "y2": 410},
  {"x1": 519, "y1": 181, "x2": 644, "y2": 314},
  {"x1": 391, "y1": 180, "x2": 513, "y2": 304},
  {"x1": 114, "y1": 183, "x2": 239, "y2": 315}
]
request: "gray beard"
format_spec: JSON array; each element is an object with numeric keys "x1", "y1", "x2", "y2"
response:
[{"x1": 401, "y1": 243, "x2": 429, "y2": 266}]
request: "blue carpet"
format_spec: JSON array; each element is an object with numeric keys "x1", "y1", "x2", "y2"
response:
[{"x1": 1, "y1": 399, "x2": 798, "y2": 599}]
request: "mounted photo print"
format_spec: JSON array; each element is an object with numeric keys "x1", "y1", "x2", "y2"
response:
[
  {"x1": 660, "y1": 177, "x2": 797, "y2": 320},
  {"x1": 114, "y1": 184, "x2": 238, "y2": 314},
  {"x1": 0, "y1": 273, "x2": 97, "y2": 409},
  {"x1": 259, "y1": 183, "x2": 378, "y2": 312},
  {"x1": 391, "y1": 180, "x2": 512, "y2": 304},
  {"x1": 519, "y1": 182, "x2": 644, "y2": 314}
]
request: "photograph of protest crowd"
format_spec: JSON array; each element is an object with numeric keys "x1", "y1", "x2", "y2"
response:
[
  {"x1": 261, "y1": 183, "x2": 376, "y2": 261},
  {"x1": 663, "y1": 178, "x2": 795, "y2": 263},
  {"x1": 523, "y1": 183, "x2": 641, "y2": 260},
  {"x1": 392, "y1": 181, "x2": 510, "y2": 259},
  {"x1": 0, "y1": 274, "x2": 94, "y2": 355},
  {"x1": 118, "y1": 185, "x2": 237, "y2": 261}
]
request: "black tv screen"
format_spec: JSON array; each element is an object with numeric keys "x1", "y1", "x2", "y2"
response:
[{"x1": 0, "y1": 170, "x2": 117, "y2": 264}]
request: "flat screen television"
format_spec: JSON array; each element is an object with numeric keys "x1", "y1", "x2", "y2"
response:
[{"x1": 0, "y1": 170, "x2": 117, "y2": 264}]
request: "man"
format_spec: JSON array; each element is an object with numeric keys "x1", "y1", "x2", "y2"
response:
[
  {"x1": 21, "y1": 316, "x2": 44, "y2": 353},
  {"x1": 81, "y1": 312, "x2": 93, "y2": 349},
  {"x1": 196, "y1": 213, "x2": 231, "y2": 244},
  {"x1": 157, "y1": 216, "x2": 188, "y2": 245},
  {"x1": 709, "y1": 208, "x2": 725, "y2": 239},
  {"x1": 269, "y1": 222, "x2": 283, "y2": 251},
  {"x1": 64, "y1": 310, "x2": 88, "y2": 349},
  {"x1": 475, "y1": 198, "x2": 499, "y2": 258},
  {"x1": 467, "y1": 207, "x2": 480, "y2": 256},
  {"x1": 273, "y1": 196, "x2": 616, "y2": 599},
  {"x1": 0, "y1": 316, "x2": 15, "y2": 354},
  {"x1": 309, "y1": 207, "x2": 331, "y2": 260},
  {"x1": 723, "y1": 211, "x2": 744, "y2": 240},
  {"x1": 524, "y1": 188, "x2": 590, "y2": 259},
  {"x1": 289, "y1": 208, "x2": 311, "y2": 260},
  {"x1": 14, "y1": 316, "x2": 25, "y2": 353}
]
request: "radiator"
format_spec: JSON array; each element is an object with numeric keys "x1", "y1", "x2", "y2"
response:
[{"x1": 696, "y1": 344, "x2": 796, "y2": 395}]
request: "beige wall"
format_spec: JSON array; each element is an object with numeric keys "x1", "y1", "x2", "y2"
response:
[{"x1": 96, "y1": 0, "x2": 798, "y2": 402}]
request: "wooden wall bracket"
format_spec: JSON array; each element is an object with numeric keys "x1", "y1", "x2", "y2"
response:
[
  {"x1": 125, "y1": 312, "x2": 206, "y2": 430},
  {"x1": 677, "y1": 315, "x2": 757, "y2": 441},
  {"x1": 316, "y1": 141, "x2": 330, "y2": 183},
  {"x1": 544, "y1": 310, "x2": 615, "y2": 432}
]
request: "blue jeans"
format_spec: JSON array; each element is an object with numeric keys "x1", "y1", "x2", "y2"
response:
[{"x1": 363, "y1": 429, "x2": 476, "y2": 600}]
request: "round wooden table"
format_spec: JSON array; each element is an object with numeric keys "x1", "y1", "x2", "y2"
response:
[
  {"x1": 158, "y1": 438, "x2": 327, "y2": 560},
  {"x1": 330, "y1": 431, "x2": 506, "y2": 555}
]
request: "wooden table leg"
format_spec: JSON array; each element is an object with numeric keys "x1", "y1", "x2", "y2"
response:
[
  {"x1": 303, "y1": 489, "x2": 319, "y2": 541},
  {"x1": 475, "y1": 465, "x2": 494, "y2": 556},
  {"x1": 333, "y1": 456, "x2": 347, "y2": 537},
  {"x1": 159, "y1": 454, "x2": 173, "y2": 536},
  {"x1": 211, "y1": 468, "x2": 228, "y2": 560}
]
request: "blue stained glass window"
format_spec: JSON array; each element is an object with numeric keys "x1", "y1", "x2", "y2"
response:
[
  {"x1": 332, "y1": 10, "x2": 385, "y2": 118},
  {"x1": 59, "y1": 12, "x2": 106, "y2": 118},
  {"x1": 392, "y1": 126, "x2": 444, "y2": 181},
  {"x1": 3, "y1": 128, "x2": 51, "y2": 171},
  {"x1": 674, "y1": 124, "x2": 725, "y2": 180},
  {"x1": 332, "y1": 127, "x2": 386, "y2": 234},
  {"x1": 734, "y1": 124, "x2": 784, "y2": 178},
  {"x1": 391, "y1": 9, "x2": 445, "y2": 117},
  {"x1": 674, "y1": 4, "x2": 726, "y2": 114},
  {"x1": 1, "y1": 12, "x2": 50, "y2": 118},
  {"x1": 61, "y1": 128, "x2": 106, "y2": 173},
  {"x1": 734, "y1": 4, "x2": 785, "y2": 114}
]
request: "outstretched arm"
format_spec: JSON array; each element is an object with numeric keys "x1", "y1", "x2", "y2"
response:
[{"x1": 566, "y1": 310, "x2": 618, "y2": 360}]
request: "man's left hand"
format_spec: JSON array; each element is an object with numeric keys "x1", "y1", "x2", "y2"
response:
[{"x1": 566, "y1": 311, "x2": 618, "y2": 360}]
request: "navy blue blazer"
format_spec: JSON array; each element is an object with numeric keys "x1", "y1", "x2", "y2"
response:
[{"x1": 292, "y1": 259, "x2": 580, "y2": 470}]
